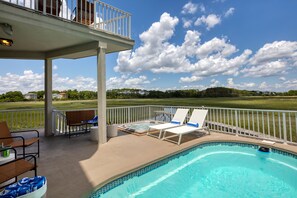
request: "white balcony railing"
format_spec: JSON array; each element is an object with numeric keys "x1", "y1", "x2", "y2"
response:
[
  {"x1": 1, "y1": 0, "x2": 132, "y2": 38},
  {"x1": 0, "y1": 105, "x2": 296, "y2": 145}
]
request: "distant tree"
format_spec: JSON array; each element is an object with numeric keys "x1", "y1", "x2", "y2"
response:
[
  {"x1": 287, "y1": 90, "x2": 297, "y2": 96},
  {"x1": 67, "y1": 89, "x2": 79, "y2": 100},
  {"x1": 3, "y1": 91, "x2": 24, "y2": 102}
]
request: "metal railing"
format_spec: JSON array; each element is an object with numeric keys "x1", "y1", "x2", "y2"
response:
[
  {"x1": 1, "y1": 0, "x2": 131, "y2": 38},
  {"x1": 0, "y1": 105, "x2": 296, "y2": 145},
  {"x1": 0, "y1": 108, "x2": 44, "y2": 130}
]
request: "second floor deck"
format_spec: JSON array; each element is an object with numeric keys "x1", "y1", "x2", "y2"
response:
[{"x1": 0, "y1": 0, "x2": 134, "y2": 59}]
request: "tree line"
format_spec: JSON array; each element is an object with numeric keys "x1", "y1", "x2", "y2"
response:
[{"x1": 0, "y1": 87, "x2": 297, "y2": 102}]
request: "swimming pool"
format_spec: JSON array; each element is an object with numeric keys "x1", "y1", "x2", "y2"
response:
[{"x1": 90, "y1": 142, "x2": 297, "y2": 197}]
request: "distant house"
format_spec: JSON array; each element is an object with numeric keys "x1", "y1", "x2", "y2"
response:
[
  {"x1": 52, "y1": 92, "x2": 68, "y2": 100},
  {"x1": 59, "y1": 92, "x2": 68, "y2": 99},
  {"x1": 24, "y1": 93, "x2": 37, "y2": 100}
]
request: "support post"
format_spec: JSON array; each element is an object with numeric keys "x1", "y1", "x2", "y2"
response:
[
  {"x1": 45, "y1": 58, "x2": 53, "y2": 136},
  {"x1": 97, "y1": 42, "x2": 107, "y2": 144}
]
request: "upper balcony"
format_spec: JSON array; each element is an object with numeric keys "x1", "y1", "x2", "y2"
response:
[{"x1": 0, "y1": 0, "x2": 134, "y2": 59}]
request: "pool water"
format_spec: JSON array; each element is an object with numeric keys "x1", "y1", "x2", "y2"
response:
[{"x1": 91, "y1": 143, "x2": 297, "y2": 198}]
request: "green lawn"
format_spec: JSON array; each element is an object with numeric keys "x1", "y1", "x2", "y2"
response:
[{"x1": 0, "y1": 96, "x2": 297, "y2": 110}]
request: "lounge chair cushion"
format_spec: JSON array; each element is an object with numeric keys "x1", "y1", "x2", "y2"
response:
[
  {"x1": 187, "y1": 122, "x2": 199, "y2": 128},
  {"x1": 171, "y1": 120, "x2": 181, "y2": 125}
]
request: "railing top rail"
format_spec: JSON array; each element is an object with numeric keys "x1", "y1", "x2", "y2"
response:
[
  {"x1": 0, "y1": 108, "x2": 44, "y2": 112},
  {"x1": 147, "y1": 105, "x2": 297, "y2": 113}
]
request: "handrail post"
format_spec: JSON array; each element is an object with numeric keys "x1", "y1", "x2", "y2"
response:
[
  {"x1": 235, "y1": 110, "x2": 238, "y2": 136},
  {"x1": 52, "y1": 109, "x2": 57, "y2": 135},
  {"x1": 282, "y1": 112, "x2": 288, "y2": 144}
]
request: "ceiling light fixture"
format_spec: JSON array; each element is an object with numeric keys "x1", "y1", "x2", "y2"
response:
[
  {"x1": 0, "y1": 23, "x2": 13, "y2": 47},
  {"x1": 0, "y1": 38, "x2": 13, "y2": 46}
]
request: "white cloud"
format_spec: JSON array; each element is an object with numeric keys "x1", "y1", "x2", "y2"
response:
[
  {"x1": 210, "y1": 79, "x2": 221, "y2": 87},
  {"x1": 107, "y1": 75, "x2": 150, "y2": 89},
  {"x1": 224, "y1": 7, "x2": 235, "y2": 17},
  {"x1": 249, "y1": 41, "x2": 297, "y2": 65},
  {"x1": 182, "y1": 2, "x2": 198, "y2": 14},
  {"x1": 115, "y1": 13, "x2": 252, "y2": 82},
  {"x1": 179, "y1": 76, "x2": 203, "y2": 83},
  {"x1": 182, "y1": 18, "x2": 193, "y2": 28},
  {"x1": 0, "y1": 70, "x2": 44, "y2": 94},
  {"x1": 196, "y1": 37, "x2": 238, "y2": 59},
  {"x1": 114, "y1": 13, "x2": 179, "y2": 73},
  {"x1": 242, "y1": 61, "x2": 287, "y2": 77},
  {"x1": 0, "y1": 70, "x2": 99, "y2": 94},
  {"x1": 53, "y1": 65, "x2": 58, "y2": 70},
  {"x1": 194, "y1": 14, "x2": 221, "y2": 30},
  {"x1": 242, "y1": 41, "x2": 297, "y2": 77},
  {"x1": 282, "y1": 79, "x2": 297, "y2": 89},
  {"x1": 279, "y1": 77, "x2": 286, "y2": 81},
  {"x1": 226, "y1": 78, "x2": 256, "y2": 89},
  {"x1": 259, "y1": 82, "x2": 268, "y2": 89}
]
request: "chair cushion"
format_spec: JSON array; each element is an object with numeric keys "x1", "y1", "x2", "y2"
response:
[
  {"x1": 187, "y1": 122, "x2": 199, "y2": 128},
  {"x1": 170, "y1": 120, "x2": 181, "y2": 125}
]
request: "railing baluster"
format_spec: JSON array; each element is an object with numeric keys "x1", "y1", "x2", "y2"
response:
[
  {"x1": 267, "y1": 112, "x2": 270, "y2": 138},
  {"x1": 278, "y1": 112, "x2": 282, "y2": 139},
  {"x1": 289, "y1": 112, "x2": 292, "y2": 142},
  {"x1": 273, "y1": 112, "x2": 276, "y2": 139},
  {"x1": 262, "y1": 111, "x2": 265, "y2": 137},
  {"x1": 283, "y1": 112, "x2": 287, "y2": 144}
]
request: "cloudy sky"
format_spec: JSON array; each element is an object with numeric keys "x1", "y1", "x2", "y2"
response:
[{"x1": 1, "y1": 0, "x2": 297, "y2": 94}]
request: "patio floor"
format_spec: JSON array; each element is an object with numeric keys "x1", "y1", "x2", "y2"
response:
[{"x1": 17, "y1": 130, "x2": 297, "y2": 197}]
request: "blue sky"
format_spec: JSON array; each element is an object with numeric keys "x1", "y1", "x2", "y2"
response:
[{"x1": 1, "y1": 0, "x2": 297, "y2": 94}]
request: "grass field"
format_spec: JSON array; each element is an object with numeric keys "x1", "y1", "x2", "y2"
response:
[
  {"x1": 0, "y1": 97, "x2": 296, "y2": 142},
  {"x1": 0, "y1": 96, "x2": 297, "y2": 110}
]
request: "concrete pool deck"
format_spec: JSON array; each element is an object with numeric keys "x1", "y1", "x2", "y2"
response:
[{"x1": 18, "y1": 130, "x2": 297, "y2": 197}]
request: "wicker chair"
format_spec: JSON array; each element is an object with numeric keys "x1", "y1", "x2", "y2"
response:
[{"x1": 0, "y1": 121, "x2": 40, "y2": 158}]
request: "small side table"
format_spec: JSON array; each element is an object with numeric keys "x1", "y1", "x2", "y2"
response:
[
  {"x1": 90, "y1": 126, "x2": 99, "y2": 142},
  {"x1": 0, "y1": 152, "x2": 16, "y2": 188}
]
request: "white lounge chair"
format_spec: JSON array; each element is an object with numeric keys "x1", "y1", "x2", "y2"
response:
[
  {"x1": 147, "y1": 108, "x2": 189, "y2": 139},
  {"x1": 163, "y1": 109, "x2": 209, "y2": 145}
]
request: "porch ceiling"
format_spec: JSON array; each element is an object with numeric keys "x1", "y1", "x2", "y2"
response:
[{"x1": 0, "y1": 2, "x2": 134, "y2": 59}]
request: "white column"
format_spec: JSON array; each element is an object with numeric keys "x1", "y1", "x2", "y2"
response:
[
  {"x1": 97, "y1": 43, "x2": 107, "y2": 144},
  {"x1": 45, "y1": 58, "x2": 53, "y2": 137}
]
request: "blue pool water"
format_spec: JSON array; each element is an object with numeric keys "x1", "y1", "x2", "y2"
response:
[{"x1": 90, "y1": 143, "x2": 297, "y2": 198}]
